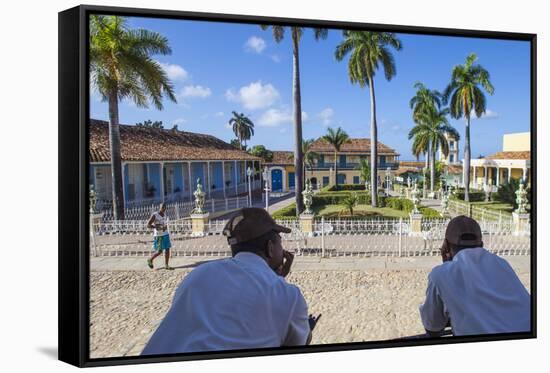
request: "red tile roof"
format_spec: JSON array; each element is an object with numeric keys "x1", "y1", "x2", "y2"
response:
[
  {"x1": 399, "y1": 160, "x2": 424, "y2": 168},
  {"x1": 309, "y1": 138, "x2": 399, "y2": 155},
  {"x1": 89, "y1": 119, "x2": 260, "y2": 163},
  {"x1": 265, "y1": 151, "x2": 294, "y2": 165},
  {"x1": 395, "y1": 167, "x2": 421, "y2": 176},
  {"x1": 486, "y1": 151, "x2": 531, "y2": 160},
  {"x1": 446, "y1": 164, "x2": 463, "y2": 174}
]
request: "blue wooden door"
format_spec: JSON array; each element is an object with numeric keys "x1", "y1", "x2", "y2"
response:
[
  {"x1": 271, "y1": 169, "x2": 283, "y2": 191},
  {"x1": 288, "y1": 172, "x2": 295, "y2": 190}
]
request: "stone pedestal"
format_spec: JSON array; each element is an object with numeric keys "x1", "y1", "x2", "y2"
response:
[
  {"x1": 89, "y1": 213, "x2": 104, "y2": 257},
  {"x1": 300, "y1": 214, "x2": 315, "y2": 237},
  {"x1": 409, "y1": 212, "x2": 423, "y2": 237},
  {"x1": 191, "y1": 213, "x2": 210, "y2": 237},
  {"x1": 512, "y1": 212, "x2": 530, "y2": 237}
]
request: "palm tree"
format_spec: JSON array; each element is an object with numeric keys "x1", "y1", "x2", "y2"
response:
[
  {"x1": 356, "y1": 158, "x2": 371, "y2": 190},
  {"x1": 335, "y1": 31, "x2": 402, "y2": 207},
  {"x1": 341, "y1": 193, "x2": 359, "y2": 216},
  {"x1": 409, "y1": 82, "x2": 443, "y2": 196},
  {"x1": 443, "y1": 53, "x2": 494, "y2": 202},
  {"x1": 408, "y1": 106, "x2": 460, "y2": 192},
  {"x1": 228, "y1": 111, "x2": 255, "y2": 150},
  {"x1": 90, "y1": 15, "x2": 176, "y2": 220},
  {"x1": 409, "y1": 82, "x2": 443, "y2": 121},
  {"x1": 302, "y1": 138, "x2": 319, "y2": 185},
  {"x1": 322, "y1": 127, "x2": 350, "y2": 190},
  {"x1": 261, "y1": 25, "x2": 328, "y2": 213}
]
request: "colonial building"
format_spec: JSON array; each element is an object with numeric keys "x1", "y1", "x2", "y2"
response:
[
  {"x1": 263, "y1": 151, "x2": 296, "y2": 192},
  {"x1": 89, "y1": 119, "x2": 262, "y2": 206},
  {"x1": 469, "y1": 132, "x2": 531, "y2": 188},
  {"x1": 438, "y1": 132, "x2": 460, "y2": 165},
  {"x1": 263, "y1": 138, "x2": 400, "y2": 191}
]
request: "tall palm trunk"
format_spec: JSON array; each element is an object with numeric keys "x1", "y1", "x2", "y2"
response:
[
  {"x1": 368, "y1": 76, "x2": 378, "y2": 207},
  {"x1": 292, "y1": 30, "x2": 304, "y2": 215},
  {"x1": 430, "y1": 144, "x2": 436, "y2": 192},
  {"x1": 334, "y1": 151, "x2": 338, "y2": 189},
  {"x1": 464, "y1": 117, "x2": 471, "y2": 202},
  {"x1": 423, "y1": 148, "x2": 429, "y2": 198},
  {"x1": 108, "y1": 91, "x2": 125, "y2": 220}
]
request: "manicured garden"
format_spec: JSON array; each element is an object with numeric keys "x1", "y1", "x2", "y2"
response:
[{"x1": 272, "y1": 185, "x2": 440, "y2": 219}]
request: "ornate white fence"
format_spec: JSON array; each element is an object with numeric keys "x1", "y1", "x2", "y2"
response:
[
  {"x1": 90, "y1": 216, "x2": 530, "y2": 258},
  {"x1": 99, "y1": 195, "x2": 250, "y2": 222},
  {"x1": 448, "y1": 199, "x2": 513, "y2": 224}
]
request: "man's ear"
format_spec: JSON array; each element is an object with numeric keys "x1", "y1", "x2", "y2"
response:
[{"x1": 265, "y1": 240, "x2": 274, "y2": 259}]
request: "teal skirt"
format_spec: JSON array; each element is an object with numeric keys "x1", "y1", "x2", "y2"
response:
[{"x1": 153, "y1": 235, "x2": 172, "y2": 251}]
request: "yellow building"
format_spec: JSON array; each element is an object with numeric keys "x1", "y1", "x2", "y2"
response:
[
  {"x1": 469, "y1": 132, "x2": 531, "y2": 188},
  {"x1": 264, "y1": 151, "x2": 296, "y2": 192},
  {"x1": 264, "y1": 138, "x2": 400, "y2": 191}
]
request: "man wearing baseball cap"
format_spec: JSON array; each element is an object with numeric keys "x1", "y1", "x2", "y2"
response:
[
  {"x1": 142, "y1": 208, "x2": 318, "y2": 355},
  {"x1": 419, "y1": 215, "x2": 530, "y2": 336}
]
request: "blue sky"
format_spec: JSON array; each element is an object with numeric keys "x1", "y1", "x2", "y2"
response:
[{"x1": 90, "y1": 16, "x2": 531, "y2": 160}]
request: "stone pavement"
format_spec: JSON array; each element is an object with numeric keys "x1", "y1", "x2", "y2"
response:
[{"x1": 90, "y1": 254, "x2": 530, "y2": 272}]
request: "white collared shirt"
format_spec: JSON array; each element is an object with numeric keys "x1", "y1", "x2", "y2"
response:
[
  {"x1": 142, "y1": 252, "x2": 310, "y2": 355},
  {"x1": 419, "y1": 248, "x2": 530, "y2": 336}
]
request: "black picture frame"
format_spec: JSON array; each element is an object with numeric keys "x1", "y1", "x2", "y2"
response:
[{"x1": 58, "y1": 4, "x2": 537, "y2": 368}]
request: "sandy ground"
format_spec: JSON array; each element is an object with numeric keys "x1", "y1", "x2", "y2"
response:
[{"x1": 89, "y1": 259, "x2": 530, "y2": 359}]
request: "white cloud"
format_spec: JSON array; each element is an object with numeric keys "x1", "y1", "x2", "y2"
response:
[
  {"x1": 471, "y1": 109, "x2": 499, "y2": 120},
  {"x1": 172, "y1": 118, "x2": 186, "y2": 125},
  {"x1": 318, "y1": 107, "x2": 334, "y2": 126},
  {"x1": 270, "y1": 54, "x2": 281, "y2": 63},
  {"x1": 225, "y1": 81, "x2": 280, "y2": 110},
  {"x1": 257, "y1": 108, "x2": 308, "y2": 127},
  {"x1": 159, "y1": 62, "x2": 188, "y2": 81},
  {"x1": 244, "y1": 36, "x2": 267, "y2": 53},
  {"x1": 179, "y1": 85, "x2": 212, "y2": 99},
  {"x1": 214, "y1": 111, "x2": 225, "y2": 117}
]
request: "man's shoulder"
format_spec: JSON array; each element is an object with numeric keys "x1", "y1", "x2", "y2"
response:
[
  {"x1": 428, "y1": 261, "x2": 454, "y2": 283},
  {"x1": 186, "y1": 258, "x2": 232, "y2": 278}
]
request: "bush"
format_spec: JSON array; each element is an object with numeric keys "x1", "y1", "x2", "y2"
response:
[
  {"x1": 494, "y1": 179, "x2": 531, "y2": 210},
  {"x1": 420, "y1": 207, "x2": 441, "y2": 218},
  {"x1": 451, "y1": 188, "x2": 486, "y2": 202},
  {"x1": 271, "y1": 204, "x2": 297, "y2": 219},
  {"x1": 384, "y1": 197, "x2": 414, "y2": 212}
]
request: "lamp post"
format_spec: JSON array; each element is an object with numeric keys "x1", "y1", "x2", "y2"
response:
[
  {"x1": 262, "y1": 166, "x2": 270, "y2": 210},
  {"x1": 246, "y1": 166, "x2": 253, "y2": 206}
]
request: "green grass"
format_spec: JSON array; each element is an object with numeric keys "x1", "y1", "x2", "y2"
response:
[{"x1": 469, "y1": 201, "x2": 514, "y2": 213}]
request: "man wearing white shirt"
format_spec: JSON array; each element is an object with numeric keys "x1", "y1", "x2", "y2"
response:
[
  {"x1": 142, "y1": 208, "x2": 318, "y2": 355},
  {"x1": 419, "y1": 215, "x2": 531, "y2": 336}
]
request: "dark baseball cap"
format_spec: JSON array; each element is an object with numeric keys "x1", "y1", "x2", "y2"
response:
[
  {"x1": 445, "y1": 215, "x2": 483, "y2": 246},
  {"x1": 223, "y1": 208, "x2": 291, "y2": 245}
]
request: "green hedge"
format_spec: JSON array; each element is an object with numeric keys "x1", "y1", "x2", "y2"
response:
[
  {"x1": 326, "y1": 184, "x2": 366, "y2": 191},
  {"x1": 385, "y1": 197, "x2": 414, "y2": 212},
  {"x1": 451, "y1": 188, "x2": 486, "y2": 202},
  {"x1": 271, "y1": 204, "x2": 297, "y2": 219},
  {"x1": 313, "y1": 193, "x2": 386, "y2": 207},
  {"x1": 272, "y1": 196, "x2": 442, "y2": 218},
  {"x1": 420, "y1": 207, "x2": 442, "y2": 218}
]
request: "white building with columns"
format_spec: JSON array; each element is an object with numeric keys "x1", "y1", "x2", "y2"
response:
[
  {"x1": 89, "y1": 119, "x2": 262, "y2": 206},
  {"x1": 468, "y1": 132, "x2": 531, "y2": 189}
]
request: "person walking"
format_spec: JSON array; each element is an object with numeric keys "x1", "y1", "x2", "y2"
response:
[{"x1": 147, "y1": 203, "x2": 173, "y2": 270}]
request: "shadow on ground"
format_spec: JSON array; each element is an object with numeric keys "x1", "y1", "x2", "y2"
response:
[
  {"x1": 173, "y1": 259, "x2": 224, "y2": 269},
  {"x1": 37, "y1": 346, "x2": 57, "y2": 360}
]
